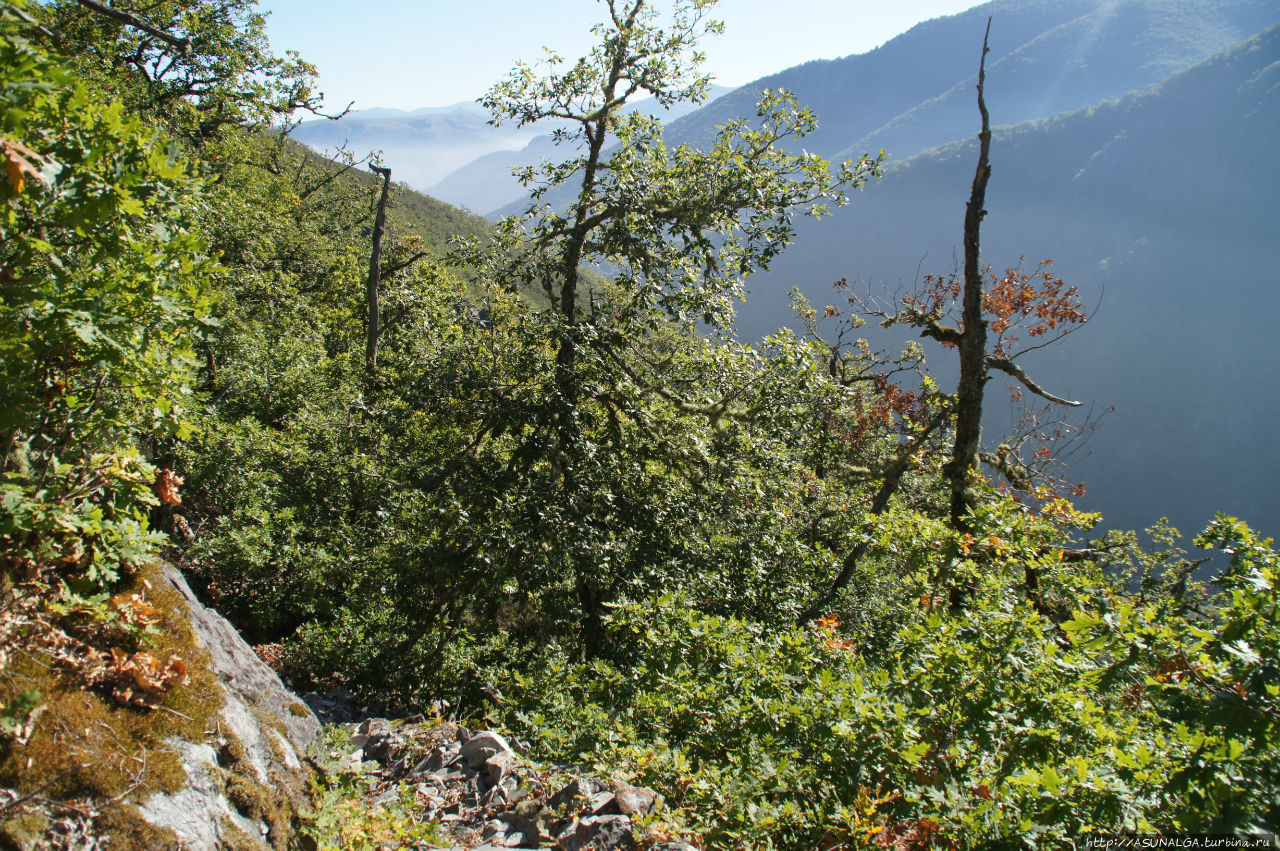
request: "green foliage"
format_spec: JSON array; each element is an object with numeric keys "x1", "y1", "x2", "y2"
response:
[
  {"x1": 1076, "y1": 516, "x2": 1280, "y2": 833},
  {"x1": 172, "y1": 0, "x2": 892, "y2": 697},
  {"x1": 438, "y1": 0, "x2": 889, "y2": 655},
  {"x1": 0, "y1": 0, "x2": 214, "y2": 593},
  {"x1": 3, "y1": 3, "x2": 1272, "y2": 848},
  {"x1": 36, "y1": 0, "x2": 326, "y2": 142},
  {"x1": 485, "y1": 502, "x2": 1279, "y2": 848},
  {"x1": 302, "y1": 725, "x2": 444, "y2": 850},
  {"x1": 169, "y1": 126, "x2": 500, "y2": 682},
  {"x1": 0, "y1": 689, "x2": 42, "y2": 742}
]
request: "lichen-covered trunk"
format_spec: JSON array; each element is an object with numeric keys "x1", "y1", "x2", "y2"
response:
[
  {"x1": 946, "y1": 20, "x2": 993, "y2": 535},
  {"x1": 365, "y1": 165, "x2": 392, "y2": 375}
]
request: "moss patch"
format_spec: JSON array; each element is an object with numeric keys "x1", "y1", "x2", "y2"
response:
[
  {"x1": 219, "y1": 735, "x2": 308, "y2": 848},
  {"x1": 0, "y1": 563, "x2": 225, "y2": 803},
  {"x1": 0, "y1": 811, "x2": 50, "y2": 850},
  {"x1": 216, "y1": 815, "x2": 266, "y2": 851},
  {"x1": 0, "y1": 561, "x2": 318, "y2": 848},
  {"x1": 93, "y1": 802, "x2": 182, "y2": 849}
]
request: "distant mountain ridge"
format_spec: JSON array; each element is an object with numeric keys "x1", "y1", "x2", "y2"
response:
[
  {"x1": 290, "y1": 87, "x2": 734, "y2": 198},
  {"x1": 427, "y1": 134, "x2": 561, "y2": 217},
  {"x1": 487, "y1": 0, "x2": 1275, "y2": 221},
  {"x1": 346, "y1": 102, "x2": 489, "y2": 120},
  {"x1": 669, "y1": 0, "x2": 1276, "y2": 164}
]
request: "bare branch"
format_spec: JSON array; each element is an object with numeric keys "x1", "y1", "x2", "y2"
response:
[
  {"x1": 986, "y1": 356, "x2": 1081, "y2": 407},
  {"x1": 365, "y1": 165, "x2": 391, "y2": 374},
  {"x1": 380, "y1": 250, "x2": 431, "y2": 279},
  {"x1": 72, "y1": 0, "x2": 191, "y2": 54},
  {"x1": 799, "y1": 408, "x2": 949, "y2": 622}
]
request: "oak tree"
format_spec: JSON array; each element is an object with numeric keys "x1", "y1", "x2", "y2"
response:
[{"x1": 461, "y1": 0, "x2": 882, "y2": 652}]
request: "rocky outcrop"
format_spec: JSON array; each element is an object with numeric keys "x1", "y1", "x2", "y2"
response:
[
  {"x1": 165, "y1": 567, "x2": 320, "y2": 749},
  {"x1": 317, "y1": 717, "x2": 699, "y2": 850},
  {"x1": 132, "y1": 567, "x2": 320, "y2": 849},
  {"x1": 2, "y1": 563, "x2": 701, "y2": 850},
  {"x1": 0, "y1": 564, "x2": 320, "y2": 850}
]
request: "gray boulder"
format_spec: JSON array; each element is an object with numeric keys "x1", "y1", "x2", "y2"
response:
[
  {"x1": 165, "y1": 566, "x2": 320, "y2": 747},
  {"x1": 460, "y1": 730, "x2": 514, "y2": 768},
  {"x1": 133, "y1": 567, "x2": 320, "y2": 849},
  {"x1": 556, "y1": 814, "x2": 637, "y2": 851},
  {"x1": 613, "y1": 782, "x2": 660, "y2": 817}
]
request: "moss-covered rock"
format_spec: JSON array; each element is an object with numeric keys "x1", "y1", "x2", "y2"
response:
[
  {"x1": 0, "y1": 811, "x2": 50, "y2": 850},
  {"x1": 0, "y1": 563, "x2": 320, "y2": 849}
]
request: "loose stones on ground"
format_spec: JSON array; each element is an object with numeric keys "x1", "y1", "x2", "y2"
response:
[{"x1": 330, "y1": 719, "x2": 678, "y2": 850}]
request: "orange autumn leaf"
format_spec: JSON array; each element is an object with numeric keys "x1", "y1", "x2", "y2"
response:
[
  {"x1": 111, "y1": 592, "x2": 163, "y2": 627},
  {"x1": 155, "y1": 468, "x2": 184, "y2": 506},
  {"x1": 1, "y1": 136, "x2": 47, "y2": 195},
  {"x1": 100, "y1": 647, "x2": 190, "y2": 708}
]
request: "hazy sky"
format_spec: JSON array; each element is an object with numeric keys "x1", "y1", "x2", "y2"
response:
[{"x1": 261, "y1": 0, "x2": 982, "y2": 112}]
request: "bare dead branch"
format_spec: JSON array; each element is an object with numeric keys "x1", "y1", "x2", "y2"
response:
[
  {"x1": 365, "y1": 165, "x2": 391, "y2": 374},
  {"x1": 800, "y1": 408, "x2": 949, "y2": 622},
  {"x1": 380, "y1": 250, "x2": 431, "y2": 278},
  {"x1": 944, "y1": 15, "x2": 994, "y2": 534},
  {"x1": 72, "y1": 0, "x2": 191, "y2": 53},
  {"x1": 986, "y1": 356, "x2": 1081, "y2": 407}
]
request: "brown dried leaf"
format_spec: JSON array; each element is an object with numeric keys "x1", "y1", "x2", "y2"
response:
[
  {"x1": 154, "y1": 469, "x2": 183, "y2": 506},
  {"x1": 1, "y1": 136, "x2": 47, "y2": 195}
]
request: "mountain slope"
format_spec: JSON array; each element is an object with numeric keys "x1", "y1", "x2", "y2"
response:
[
  {"x1": 670, "y1": 0, "x2": 1276, "y2": 163},
  {"x1": 287, "y1": 135, "x2": 491, "y2": 251},
  {"x1": 488, "y1": 0, "x2": 1276, "y2": 222},
  {"x1": 427, "y1": 134, "x2": 561, "y2": 215},
  {"x1": 733, "y1": 23, "x2": 1280, "y2": 540}
]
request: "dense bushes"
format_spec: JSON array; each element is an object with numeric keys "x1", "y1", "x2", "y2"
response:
[
  {"x1": 483, "y1": 503, "x2": 1279, "y2": 846},
  {"x1": 0, "y1": 0, "x2": 214, "y2": 602}
]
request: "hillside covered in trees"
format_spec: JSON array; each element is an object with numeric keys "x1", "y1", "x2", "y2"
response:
[{"x1": 1, "y1": 0, "x2": 1277, "y2": 848}]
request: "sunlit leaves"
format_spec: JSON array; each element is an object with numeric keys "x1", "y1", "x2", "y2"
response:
[{"x1": 1, "y1": 5, "x2": 214, "y2": 595}]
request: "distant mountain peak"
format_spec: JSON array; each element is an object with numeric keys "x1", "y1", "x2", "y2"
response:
[{"x1": 347, "y1": 101, "x2": 489, "y2": 120}]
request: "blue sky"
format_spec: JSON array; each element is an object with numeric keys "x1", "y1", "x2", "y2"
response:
[{"x1": 261, "y1": 0, "x2": 982, "y2": 112}]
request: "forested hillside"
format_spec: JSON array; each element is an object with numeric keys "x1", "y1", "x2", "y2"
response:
[
  {"x1": 669, "y1": 0, "x2": 1276, "y2": 162},
  {"x1": 1, "y1": 0, "x2": 1277, "y2": 848}
]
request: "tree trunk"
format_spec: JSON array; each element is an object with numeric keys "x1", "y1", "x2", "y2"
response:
[
  {"x1": 560, "y1": 122, "x2": 608, "y2": 657},
  {"x1": 366, "y1": 165, "x2": 391, "y2": 375},
  {"x1": 555, "y1": 68, "x2": 619, "y2": 657},
  {"x1": 945, "y1": 19, "x2": 993, "y2": 534}
]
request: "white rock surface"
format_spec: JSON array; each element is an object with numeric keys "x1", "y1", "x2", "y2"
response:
[
  {"x1": 136, "y1": 740, "x2": 265, "y2": 849},
  {"x1": 124, "y1": 568, "x2": 323, "y2": 848}
]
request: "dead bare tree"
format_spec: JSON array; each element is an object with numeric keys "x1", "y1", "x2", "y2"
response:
[
  {"x1": 363, "y1": 165, "x2": 433, "y2": 375},
  {"x1": 887, "y1": 19, "x2": 1086, "y2": 531},
  {"x1": 365, "y1": 165, "x2": 391, "y2": 375},
  {"x1": 800, "y1": 18, "x2": 1098, "y2": 616},
  {"x1": 948, "y1": 17, "x2": 995, "y2": 534}
]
